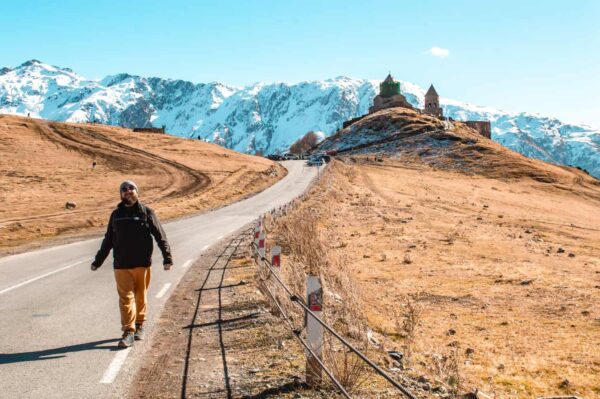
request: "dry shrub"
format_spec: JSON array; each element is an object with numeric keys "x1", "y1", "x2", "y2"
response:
[
  {"x1": 323, "y1": 337, "x2": 371, "y2": 394},
  {"x1": 322, "y1": 252, "x2": 368, "y2": 340},
  {"x1": 255, "y1": 159, "x2": 374, "y2": 391},
  {"x1": 337, "y1": 159, "x2": 359, "y2": 183},
  {"x1": 255, "y1": 266, "x2": 282, "y2": 317},
  {"x1": 275, "y1": 207, "x2": 327, "y2": 275},
  {"x1": 289, "y1": 131, "x2": 321, "y2": 154},
  {"x1": 393, "y1": 294, "x2": 423, "y2": 363},
  {"x1": 431, "y1": 344, "x2": 462, "y2": 397}
]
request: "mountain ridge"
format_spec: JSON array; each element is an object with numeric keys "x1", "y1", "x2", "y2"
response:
[{"x1": 1, "y1": 59, "x2": 598, "y2": 177}]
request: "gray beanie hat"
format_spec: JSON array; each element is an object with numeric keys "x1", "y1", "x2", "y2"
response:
[{"x1": 119, "y1": 180, "x2": 139, "y2": 193}]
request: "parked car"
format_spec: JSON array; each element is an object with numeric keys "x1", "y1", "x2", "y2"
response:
[
  {"x1": 307, "y1": 153, "x2": 331, "y2": 163},
  {"x1": 282, "y1": 153, "x2": 299, "y2": 160},
  {"x1": 305, "y1": 158, "x2": 323, "y2": 166},
  {"x1": 267, "y1": 154, "x2": 283, "y2": 161}
]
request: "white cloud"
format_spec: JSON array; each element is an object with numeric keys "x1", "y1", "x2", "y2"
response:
[{"x1": 427, "y1": 46, "x2": 450, "y2": 58}]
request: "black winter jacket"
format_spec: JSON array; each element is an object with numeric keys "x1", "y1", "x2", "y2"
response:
[{"x1": 92, "y1": 201, "x2": 173, "y2": 269}]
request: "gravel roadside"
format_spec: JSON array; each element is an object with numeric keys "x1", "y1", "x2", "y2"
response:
[{"x1": 129, "y1": 227, "x2": 328, "y2": 399}]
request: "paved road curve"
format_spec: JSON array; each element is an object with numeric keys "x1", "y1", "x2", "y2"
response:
[{"x1": 0, "y1": 161, "x2": 317, "y2": 399}]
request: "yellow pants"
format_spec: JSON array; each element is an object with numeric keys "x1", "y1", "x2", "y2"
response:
[{"x1": 114, "y1": 267, "x2": 152, "y2": 333}]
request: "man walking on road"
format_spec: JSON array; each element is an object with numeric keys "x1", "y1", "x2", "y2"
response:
[{"x1": 91, "y1": 180, "x2": 173, "y2": 348}]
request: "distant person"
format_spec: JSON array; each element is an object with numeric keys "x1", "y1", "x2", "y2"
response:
[
  {"x1": 91, "y1": 180, "x2": 173, "y2": 348},
  {"x1": 27, "y1": 112, "x2": 30, "y2": 118}
]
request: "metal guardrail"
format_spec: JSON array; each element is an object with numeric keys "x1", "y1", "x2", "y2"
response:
[
  {"x1": 251, "y1": 239, "x2": 417, "y2": 399},
  {"x1": 256, "y1": 262, "x2": 351, "y2": 398}
]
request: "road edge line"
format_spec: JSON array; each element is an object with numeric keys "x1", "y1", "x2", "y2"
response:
[{"x1": 100, "y1": 348, "x2": 131, "y2": 384}]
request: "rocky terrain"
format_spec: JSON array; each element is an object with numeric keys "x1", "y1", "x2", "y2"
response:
[{"x1": 316, "y1": 107, "x2": 599, "y2": 184}]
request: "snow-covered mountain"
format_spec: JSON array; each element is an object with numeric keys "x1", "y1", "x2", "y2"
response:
[{"x1": 1, "y1": 60, "x2": 598, "y2": 177}]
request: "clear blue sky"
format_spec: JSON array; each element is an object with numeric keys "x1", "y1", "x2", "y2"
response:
[{"x1": 1, "y1": 0, "x2": 599, "y2": 127}]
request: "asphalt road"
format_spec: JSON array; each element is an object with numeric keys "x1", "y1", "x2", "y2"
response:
[{"x1": 0, "y1": 161, "x2": 317, "y2": 399}]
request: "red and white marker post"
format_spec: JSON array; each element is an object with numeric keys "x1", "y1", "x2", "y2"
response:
[
  {"x1": 306, "y1": 275, "x2": 323, "y2": 386},
  {"x1": 271, "y1": 246, "x2": 281, "y2": 277},
  {"x1": 253, "y1": 226, "x2": 261, "y2": 252},
  {"x1": 258, "y1": 232, "x2": 266, "y2": 260}
]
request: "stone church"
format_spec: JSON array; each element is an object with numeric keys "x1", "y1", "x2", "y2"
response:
[
  {"x1": 366, "y1": 73, "x2": 491, "y2": 139},
  {"x1": 368, "y1": 73, "x2": 413, "y2": 113},
  {"x1": 341, "y1": 73, "x2": 492, "y2": 138}
]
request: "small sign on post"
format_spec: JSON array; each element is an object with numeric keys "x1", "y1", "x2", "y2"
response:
[
  {"x1": 254, "y1": 226, "x2": 260, "y2": 243},
  {"x1": 258, "y1": 232, "x2": 266, "y2": 260},
  {"x1": 306, "y1": 275, "x2": 323, "y2": 386}
]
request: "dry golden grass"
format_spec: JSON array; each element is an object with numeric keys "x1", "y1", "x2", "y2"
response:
[
  {"x1": 255, "y1": 166, "x2": 410, "y2": 397},
  {"x1": 0, "y1": 114, "x2": 285, "y2": 254},
  {"x1": 264, "y1": 156, "x2": 600, "y2": 398}
]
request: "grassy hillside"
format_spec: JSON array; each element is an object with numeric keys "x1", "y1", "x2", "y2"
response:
[{"x1": 0, "y1": 115, "x2": 285, "y2": 254}]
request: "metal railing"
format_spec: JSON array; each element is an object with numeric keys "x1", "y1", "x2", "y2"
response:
[{"x1": 250, "y1": 238, "x2": 417, "y2": 399}]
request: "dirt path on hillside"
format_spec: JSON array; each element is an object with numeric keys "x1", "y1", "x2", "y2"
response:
[
  {"x1": 0, "y1": 120, "x2": 210, "y2": 226},
  {"x1": 0, "y1": 121, "x2": 210, "y2": 224},
  {"x1": 0, "y1": 115, "x2": 284, "y2": 254},
  {"x1": 130, "y1": 231, "x2": 322, "y2": 399}
]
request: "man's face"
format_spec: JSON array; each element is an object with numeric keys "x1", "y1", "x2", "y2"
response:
[{"x1": 120, "y1": 185, "x2": 138, "y2": 205}]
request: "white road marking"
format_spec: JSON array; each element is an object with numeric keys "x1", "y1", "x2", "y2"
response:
[
  {"x1": 155, "y1": 283, "x2": 172, "y2": 299},
  {"x1": 100, "y1": 347, "x2": 131, "y2": 384},
  {"x1": 0, "y1": 257, "x2": 93, "y2": 296},
  {"x1": 201, "y1": 245, "x2": 209, "y2": 251},
  {"x1": 182, "y1": 259, "x2": 193, "y2": 269},
  {"x1": 0, "y1": 240, "x2": 90, "y2": 266}
]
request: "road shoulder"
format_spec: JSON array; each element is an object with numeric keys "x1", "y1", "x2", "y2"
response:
[{"x1": 129, "y1": 229, "x2": 320, "y2": 398}]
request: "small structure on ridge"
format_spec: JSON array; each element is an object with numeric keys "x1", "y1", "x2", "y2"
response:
[
  {"x1": 342, "y1": 72, "x2": 492, "y2": 139},
  {"x1": 465, "y1": 121, "x2": 491, "y2": 138},
  {"x1": 423, "y1": 84, "x2": 443, "y2": 117},
  {"x1": 368, "y1": 73, "x2": 413, "y2": 113},
  {"x1": 133, "y1": 125, "x2": 166, "y2": 134},
  {"x1": 424, "y1": 83, "x2": 491, "y2": 138}
]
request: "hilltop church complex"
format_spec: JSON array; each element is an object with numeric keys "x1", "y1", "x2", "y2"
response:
[{"x1": 347, "y1": 73, "x2": 491, "y2": 139}]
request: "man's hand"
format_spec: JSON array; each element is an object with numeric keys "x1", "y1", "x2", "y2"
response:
[
  {"x1": 91, "y1": 264, "x2": 99, "y2": 271},
  {"x1": 164, "y1": 263, "x2": 173, "y2": 271}
]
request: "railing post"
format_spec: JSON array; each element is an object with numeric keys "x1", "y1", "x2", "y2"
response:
[
  {"x1": 253, "y1": 226, "x2": 261, "y2": 251},
  {"x1": 258, "y1": 232, "x2": 266, "y2": 260},
  {"x1": 306, "y1": 275, "x2": 323, "y2": 386},
  {"x1": 271, "y1": 246, "x2": 281, "y2": 277}
]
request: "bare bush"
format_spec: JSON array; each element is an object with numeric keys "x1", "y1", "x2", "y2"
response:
[
  {"x1": 323, "y1": 337, "x2": 371, "y2": 394},
  {"x1": 252, "y1": 160, "x2": 376, "y2": 391},
  {"x1": 401, "y1": 294, "x2": 422, "y2": 362},
  {"x1": 274, "y1": 207, "x2": 328, "y2": 276},
  {"x1": 289, "y1": 131, "x2": 321, "y2": 154},
  {"x1": 431, "y1": 344, "x2": 462, "y2": 397}
]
